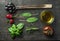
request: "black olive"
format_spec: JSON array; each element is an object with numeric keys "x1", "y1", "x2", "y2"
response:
[{"x1": 5, "y1": 2, "x2": 16, "y2": 13}]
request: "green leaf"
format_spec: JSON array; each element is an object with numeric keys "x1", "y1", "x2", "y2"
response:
[
  {"x1": 8, "y1": 27, "x2": 17, "y2": 32},
  {"x1": 8, "y1": 27, "x2": 16, "y2": 32},
  {"x1": 15, "y1": 30, "x2": 22, "y2": 36},
  {"x1": 10, "y1": 33, "x2": 15, "y2": 39},
  {"x1": 26, "y1": 28, "x2": 31, "y2": 31},
  {"x1": 15, "y1": 32, "x2": 20, "y2": 36},
  {"x1": 8, "y1": 27, "x2": 13, "y2": 32},
  {"x1": 11, "y1": 24, "x2": 17, "y2": 32},
  {"x1": 26, "y1": 17, "x2": 38, "y2": 23},
  {"x1": 12, "y1": 24, "x2": 16, "y2": 28},
  {"x1": 10, "y1": 31, "x2": 15, "y2": 35},
  {"x1": 26, "y1": 26, "x2": 39, "y2": 31},
  {"x1": 17, "y1": 23, "x2": 24, "y2": 30},
  {"x1": 16, "y1": 29, "x2": 19, "y2": 31},
  {"x1": 31, "y1": 28, "x2": 39, "y2": 30},
  {"x1": 21, "y1": 12, "x2": 32, "y2": 17}
]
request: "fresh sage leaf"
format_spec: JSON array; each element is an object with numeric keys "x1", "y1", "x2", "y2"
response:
[
  {"x1": 21, "y1": 12, "x2": 32, "y2": 17},
  {"x1": 26, "y1": 17, "x2": 38, "y2": 23}
]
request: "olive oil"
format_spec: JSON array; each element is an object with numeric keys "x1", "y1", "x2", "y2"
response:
[{"x1": 40, "y1": 10, "x2": 54, "y2": 24}]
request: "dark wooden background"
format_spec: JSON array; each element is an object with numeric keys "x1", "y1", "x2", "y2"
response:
[{"x1": 0, "y1": 0, "x2": 60, "y2": 41}]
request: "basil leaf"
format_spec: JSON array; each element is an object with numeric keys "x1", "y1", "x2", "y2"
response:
[{"x1": 17, "y1": 23, "x2": 24, "y2": 30}]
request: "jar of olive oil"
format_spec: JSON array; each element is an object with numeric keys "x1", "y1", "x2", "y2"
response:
[{"x1": 40, "y1": 10, "x2": 54, "y2": 24}]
